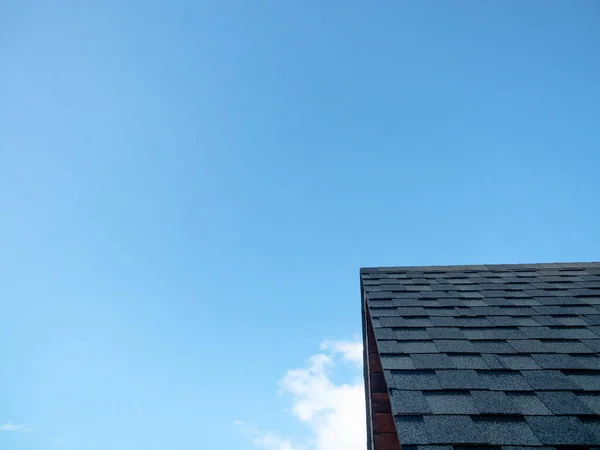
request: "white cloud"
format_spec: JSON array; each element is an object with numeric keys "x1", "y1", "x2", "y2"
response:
[
  {"x1": 0, "y1": 422, "x2": 30, "y2": 432},
  {"x1": 235, "y1": 339, "x2": 366, "y2": 450}
]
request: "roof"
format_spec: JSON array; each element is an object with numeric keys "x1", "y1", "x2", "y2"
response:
[{"x1": 360, "y1": 262, "x2": 600, "y2": 449}]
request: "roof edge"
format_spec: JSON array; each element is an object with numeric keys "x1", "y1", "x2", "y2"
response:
[{"x1": 360, "y1": 261, "x2": 600, "y2": 275}]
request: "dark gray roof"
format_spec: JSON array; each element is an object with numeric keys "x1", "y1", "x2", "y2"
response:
[{"x1": 361, "y1": 262, "x2": 600, "y2": 449}]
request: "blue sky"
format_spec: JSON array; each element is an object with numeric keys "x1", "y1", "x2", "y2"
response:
[{"x1": 1, "y1": 1, "x2": 599, "y2": 449}]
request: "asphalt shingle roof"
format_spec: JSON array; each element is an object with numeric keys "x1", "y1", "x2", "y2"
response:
[{"x1": 361, "y1": 262, "x2": 600, "y2": 449}]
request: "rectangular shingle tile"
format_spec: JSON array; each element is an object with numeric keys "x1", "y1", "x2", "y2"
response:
[
  {"x1": 507, "y1": 392, "x2": 552, "y2": 415},
  {"x1": 449, "y1": 354, "x2": 490, "y2": 369},
  {"x1": 395, "y1": 416, "x2": 429, "y2": 445},
  {"x1": 373, "y1": 327, "x2": 396, "y2": 339},
  {"x1": 394, "y1": 328, "x2": 430, "y2": 340},
  {"x1": 521, "y1": 370, "x2": 579, "y2": 390},
  {"x1": 426, "y1": 327, "x2": 466, "y2": 339},
  {"x1": 400, "y1": 341, "x2": 438, "y2": 353},
  {"x1": 390, "y1": 390, "x2": 431, "y2": 415},
  {"x1": 454, "y1": 317, "x2": 494, "y2": 327},
  {"x1": 380, "y1": 317, "x2": 433, "y2": 327},
  {"x1": 411, "y1": 354, "x2": 455, "y2": 369},
  {"x1": 559, "y1": 326, "x2": 598, "y2": 339},
  {"x1": 434, "y1": 340, "x2": 477, "y2": 353},
  {"x1": 472, "y1": 340, "x2": 516, "y2": 353},
  {"x1": 526, "y1": 416, "x2": 596, "y2": 445},
  {"x1": 482, "y1": 354, "x2": 505, "y2": 369},
  {"x1": 571, "y1": 355, "x2": 600, "y2": 370},
  {"x1": 378, "y1": 341, "x2": 402, "y2": 353},
  {"x1": 424, "y1": 391, "x2": 477, "y2": 414},
  {"x1": 463, "y1": 328, "x2": 528, "y2": 340},
  {"x1": 370, "y1": 308, "x2": 398, "y2": 317},
  {"x1": 488, "y1": 316, "x2": 539, "y2": 327},
  {"x1": 519, "y1": 327, "x2": 562, "y2": 339},
  {"x1": 530, "y1": 354, "x2": 578, "y2": 369},
  {"x1": 473, "y1": 417, "x2": 541, "y2": 445},
  {"x1": 543, "y1": 339, "x2": 595, "y2": 353},
  {"x1": 391, "y1": 370, "x2": 441, "y2": 390},
  {"x1": 396, "y1": 306, "x2": 427, "y2": 316},
  {"x1": 423, "y1": 415, "x2": 483, "y2": 444},
  {"x1": 381, "y1": 355, "x2": 415, "y2": 370},
  {"x1": 554, "y1": 315, "x2": 590, "y2": 326},
  {"x1": 508, "y1": 339, "x2": 547, "y2": 353},
  {"x1": 580, "y1": 418, "x2": 600, "y2": 443},
  {"x1": 471, "y1": 391, "x2": 519, "y2": 414},
  {"x1": 477, "y1": 370, "x2": 532, "y2": 391},
  {"x1": 567, "y1": 373, "x2": 600, "y2": 391},
  {"x1": 578, "y1": 393, "x2": 600, "y2": 414},
  {"x1": 536, "y1": 391, "x2": 596, "y2": 415},
  {"x1": 436, "y1": 370, "x2": 485, "y2": 389},
  {"x1": 498, "y1": 355, "x2": 541, "y2": 370},
  {"x1": 582, "y1": 339, "x2": 600, "y2": 351}
]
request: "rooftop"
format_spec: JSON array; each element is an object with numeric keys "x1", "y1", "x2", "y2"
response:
[{"x1": 361, "y1": 262, "x2": 600, "y2": 449}]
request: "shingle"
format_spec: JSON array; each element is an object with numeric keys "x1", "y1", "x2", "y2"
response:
[
  {"x1": 400, "y1": 341, "x2": 438, "y2": 353},
  {"x1": 531, "y1": 353, "x2": 579, "y2": 369},
  {"x1": 423, "y1": 415, "x2": 483, "y2": 444},
  {"x1": 580, "y1": 418, "x2": 600, "y2": 443},
  {"x1": 472, "y1": 340, "x2": 516, "y2": 353},
  {"x1": 464, "y1": 328, "x2": 528, "y2": 340},
  {"x1": 473, "y1": 417, "x2": 541, "y2": 445},
  {"x1": 394, "y1": 328, "x2": 430, "y2": 340},
  {"x1": 519, "y1": 327, "x2": 562, "y2": 339},
  {"x1": 454, "y1": 317, "x2": 494, "y2": 327},
  {"x1": 559, "y1": 326, "x2": 598, "y2": 339},
  {"x1": 420, "y1": 291, "x2": 453, "y2": 299},
  {"x1": 471, "y1": 391, "x2": 519, "y2": 415},
  {"x1": 526, "y1": 416, "x2": 596, "y2": 445},
  {"x1": 396, "y1": 306, "x2": 427, "y2": 316},
  {"x1": 534, "y1": 305, "x2": 598, "y2": 315},
  {"x1": 434, "y1": 340, "x2": 477, "y2": 353},
  {"x1": 390, "y1": 390, "x2": 431, "y2": 414},
  {"x1": 391, "y1": 370, "x2": 441, "y2": 390},
  {"x1": 543, "y1": 339, "x2": 595, "y2": 353},
  {"x1": 377, "y1": 341, "x2": 402, "y2": 353},
  {"x1": 426, "y1": 327, "x2": 465, "y2": 339},
  {"x1": 554, "y1": 315, "x2": 589, "y2": 326},
  {"x1": 373, "y1": 327, "x2": 396, "y2": 339},
  {"x1": 422, "y1": 307, "x2": 456, "y2": 316},
  {"x1": 380, "y1": 317, "x2": 433, "y2": 327},
  {"x1": 425, "y1": 391, "x2": 477, "y2": 414},
  {"x1": 411, "y1": 354, "x2": 455, "y2": 369},
  {"x1": 498, "y1": 355, "x2": 541, "y2": 370},
  {"x1": 536, "y1": 391, "x2": 595, "y2": 415},
  {"x1": 380, "y1": 355, "x2": 415, "y2": 370},
  {"x1": 578, "y1": 393, "x2": 600, "y2": 414},
  {"x1": 449, "y1": 354, "x2": 490, "y2": 369},
  {"x1": 488, "y1": 316, "x2": 539, "y2": 327},
  {"x1": 482, "y1": 354, "x2": 505, "y2": 369},
  {"x1": 567, "y1": 373, "x2": 600, "y2": 391},
  {"x1": 571, "y1": 355, "x2": 600, "y2": 370},
  {"x1": 429, "y1": 317, "x2": 458, "y2": 327},
  {"x1": 395, "y1": 416, "x2": 429, "y2": 445},
  {"x1": 508, "y1": 339, "x2": 547, "y2": 353},
  {"x1": 478, "y1": 370, "x2": 532, "y2": 391},
  {"x1": 436, "y1": 370, "x2": 485, "y2": 389},
  {"x1": 521, "y1": 370, "x2": 579, "y2": 390},
  {"x1": 584, "y1": 314, "x2": 600, "y2": 324},
  {"x1": 507, "y1": 392, "x2": 552, "y2": 415},
  {"x1": 532, "y1": 316, "x2": 560, "y2": 326},
  {"x1": 582, "y1": 339, "x2": 600, "y2": 352}
]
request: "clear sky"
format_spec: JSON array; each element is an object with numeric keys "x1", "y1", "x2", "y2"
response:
[{"x1": 1, "y1": 1, "x2": 599, "y2": 449}]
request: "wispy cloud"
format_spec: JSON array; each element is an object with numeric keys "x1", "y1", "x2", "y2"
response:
[
  {"x1": 0, "y1": 422, "x2": 30, "y2": 432},
  {"x1": 235, "y1": 339, "x2": 366, "y2": 450}
]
